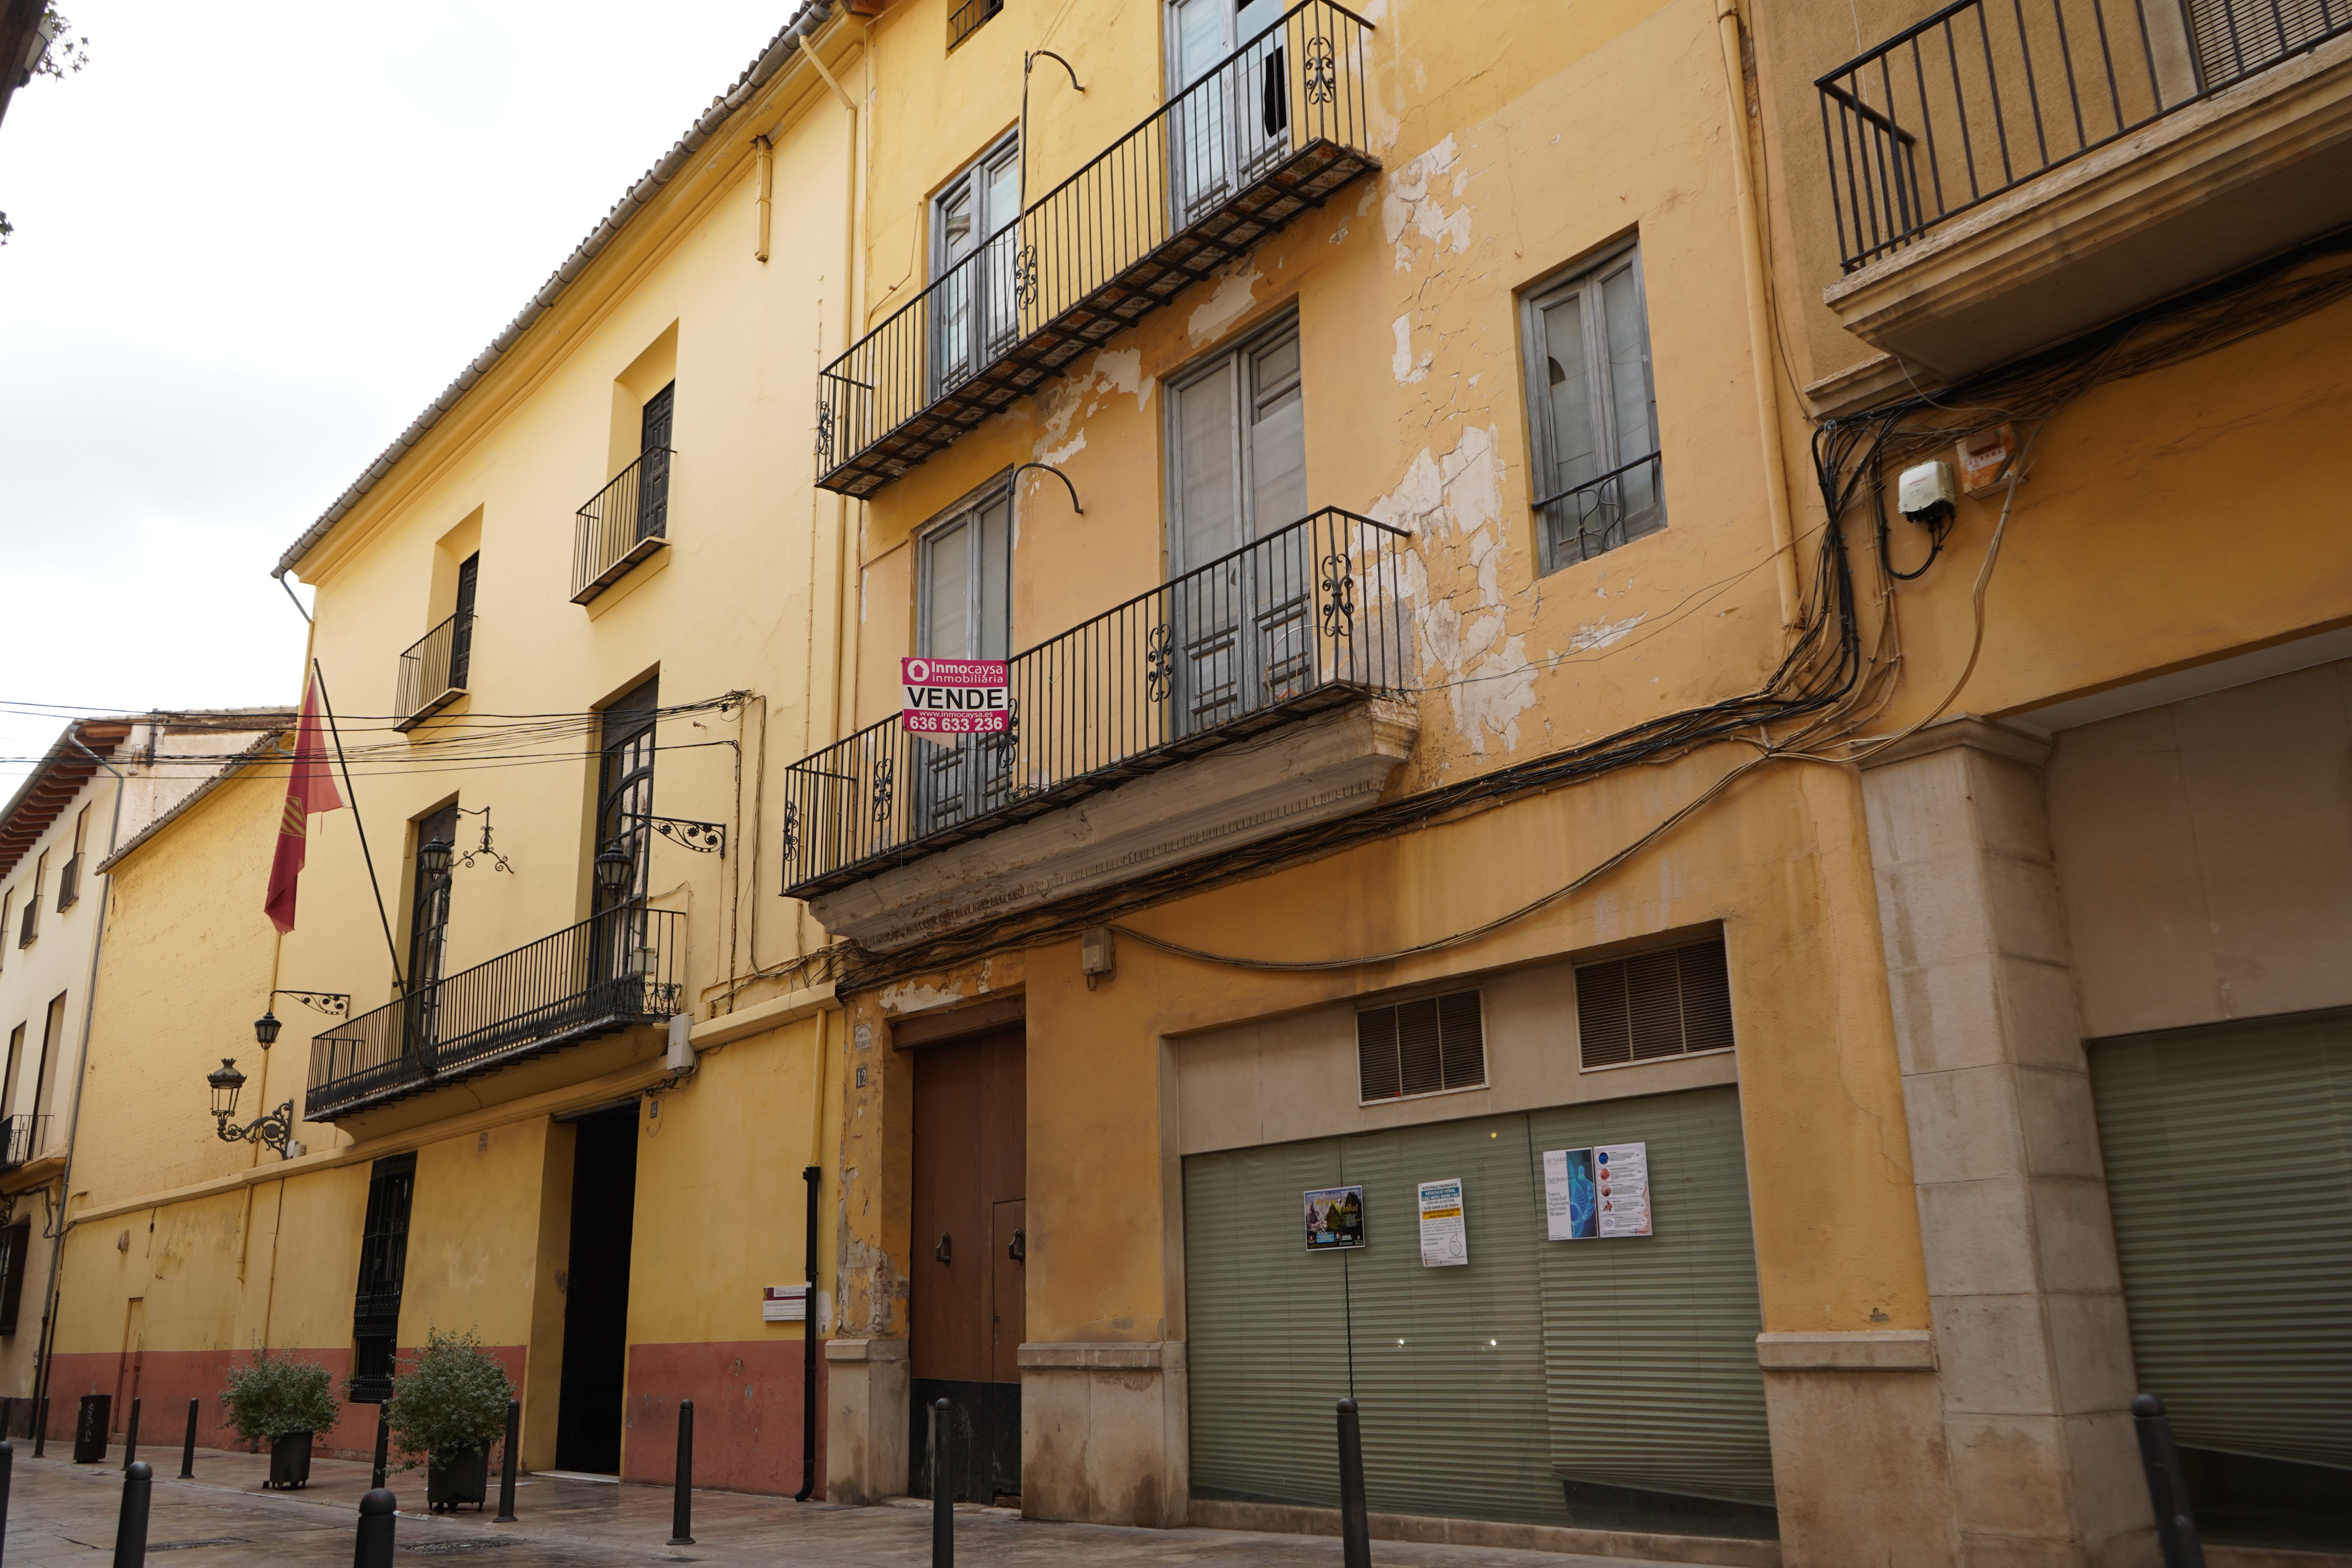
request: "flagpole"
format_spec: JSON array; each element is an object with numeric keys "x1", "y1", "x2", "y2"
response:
[{"x1": 312, "y1": 658, "x2": 407, "y2": 994}]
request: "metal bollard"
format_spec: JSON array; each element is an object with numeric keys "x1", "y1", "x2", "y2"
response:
[
  {"x1": 2132, "y1": 1394, "x2": 2207, "y2": 1568},
  {"x1": 370, "y1": 1406, "x2": 390, "y2": 1491},
  {"x1": 930, "y1": 1397, "x2": 953, "y2": 1568},
  {"x1": 353, "y1": 1487, "x2": 397, "y2": 1568},
  {"x1": 667, "y1": 1400, "x2": 695, "y2": 1546},
  {"x1": 179, "y1": 1399, "x2": 198, "y2": 1479},
  {"x1": 0, "y1": 1396, "x2": 11, "y2": 1441},
  {"x1": 1336, "y1": 1398, "x2": 1371, "y2": 1568},
  {"x1": 493, "y1": 1399, "x2": 519, "y2": 1523},
  {"x1": 123, "y1": 1396, "x2": 141, "y2": 1472},
  {"x1": 1, "y1": 1437, "x2": 14, "y2": 1553},
  {"x1": 111, "y1": 1459, "x2": 153, "y2": 1568},
  {"x1": 33, "y1": 1398, "x2": 47, "y2": 1459}
]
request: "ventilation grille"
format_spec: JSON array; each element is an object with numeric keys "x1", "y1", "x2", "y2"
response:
[
  {"x1": 1358, "y1": 990, "x2": 1486, "y2": 1102},
  {"x1": 1574, "y1": 938, "x2": 1735, "y2": 1069}
]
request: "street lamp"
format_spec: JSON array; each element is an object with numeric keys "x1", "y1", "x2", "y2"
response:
[
  {"x1": 254, "y1": 1011, "x2": 282, "y2": 1047},
  {"x1": 419, "y1": 837, "x2": 454, "y2": 879},
  {"x1": 207, "y1": 1056, "x2": 295, "y2": 1158},
  {"x1": 594, "y1": 841, "x2": 634, "y2": 898}
]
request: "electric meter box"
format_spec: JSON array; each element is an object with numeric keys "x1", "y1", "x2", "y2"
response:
[{"x1": 1898, "y1": 461, "x2": 1957, "y2": 523}]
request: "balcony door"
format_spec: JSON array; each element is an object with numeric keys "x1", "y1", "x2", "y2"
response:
[
  {"x1": 915, "y1": 491, "x2": 1016, "y2": 834},
  {"x1": 1168, "y1": 0, "x2": 1290, "y2": 228},
  {"x1": 1167, "y1": 318, "x2": 1310, "y2": 735},
  {"x1": 407, "y1": 803, "x2": 459, "y2": 1059},
  {"x1": 636, "y1": 382, "x2": 674, "y2": 543},
  {"x1": 594, "y1": 678, "x2": 659, "y2": 1005},
  {"x1": 932, "y1": 139, "x2": 1023, "y2": 397}
]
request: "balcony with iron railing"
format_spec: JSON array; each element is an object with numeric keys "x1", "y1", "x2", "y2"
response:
[
  {"x1": 574, "y1": 447, "x2": 674, "y2": 604},
  {"x1": 304, "y1": 907, "x2": 683, "y2": 1121},
  {"x1": 56, "y1": 853, "x2": 80, "y2": 911},
  {"x1": 0, "y1": 1113, "x2": 50, "y2": 1170},
  {"x1": 780, "y1": 508, "x2": 1412, "y2": 914},
  {"x1": 393, "y1": 612, "x2": 474, "y2": 732},
  {"x1": 815, "y1": 0, "x2": 1376, "y2": 496},
  {"x1": 1815, "y1": 0, "x2": 2352, "y2": 375}
]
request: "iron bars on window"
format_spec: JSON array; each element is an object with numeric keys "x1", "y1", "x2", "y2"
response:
[
  {"x1": 304, "y1": 907, "x2": 683, "y2": 1120},
  {"x1": 1817, "y1": 0, "x2": 2352, "y2": 271},
  {"x1": 0, "y1": 1114, "x2": 49, "y2": 1170},
  {"x1": 393, "y1": 612, "x2": 473, "y2": 731},
  {"x1": 779, "y1": 507, "x2": 1412, "y2": 898},
  {"x1": 815, "y1": 0, "x2": 1376, "y2": 496},
  {"x1": 573, "y1": 446, "x2": 675, "y2": 604}
]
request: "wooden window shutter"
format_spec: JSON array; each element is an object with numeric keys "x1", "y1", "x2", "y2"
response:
[
  {"x1": 1358, "y1": 991, "x2": 1486, "y2": 1102},
  {"x1": 1575, "y1": 937, "x2": 1736, "y2": 1069}
]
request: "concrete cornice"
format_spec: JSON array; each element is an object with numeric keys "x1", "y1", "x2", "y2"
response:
[{"x1": 1851, "y1": 714, "x2": 2051, "y2": 772}]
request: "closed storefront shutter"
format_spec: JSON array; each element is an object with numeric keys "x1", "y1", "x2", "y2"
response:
[
  {"x1": 1529, "y1": 1086, "x2": 1775, "y2": 1512},
  {"x1": 2090, "y1": 1010, "x2": 2352, "y2": 1474},
  {"x1": 1184, "y1": 1084, "x2": 1772, "y2": 1531}
]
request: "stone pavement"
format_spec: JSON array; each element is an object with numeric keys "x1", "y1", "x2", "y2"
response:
[{"x1": 4, "y1": 1445, "x2": 1684, "y2": 1567}]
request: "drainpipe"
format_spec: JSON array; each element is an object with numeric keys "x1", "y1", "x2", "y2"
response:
[
  {"x1": 1715, "y1": 0, "x2": 1802, "y2": 634},
  {"x1": 755, "y1": 135, "x2": 775, "y2": 263},
  {"x1": 29, "y1": 725, "x2": 130, "y2": 1429}
]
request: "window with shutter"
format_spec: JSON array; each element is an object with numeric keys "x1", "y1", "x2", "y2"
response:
[
  {"x1": 1357, "y1": 990, "x2": 1486, "y2": 1102},
  {"x1": 0, "y1": 1220, "x2": 29, "y2": 1334},
  {"x1": 2185, "y1": 0, "x2": 2339, "y2": 89},
  {"x1": 1574, "y1": 938, "x2": 1734, "y2": 1070},
  {"x1": 350, "y1": 1152, "x2": 417, "y2": 1401}
]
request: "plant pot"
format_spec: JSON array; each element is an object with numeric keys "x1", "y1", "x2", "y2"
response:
[
  {"x1": 428, "y1": 1446, "x2": 490, "y2": 1512},
  {"x1": 268, "y1": 1430, "x2": 314, "y2": 1490}
]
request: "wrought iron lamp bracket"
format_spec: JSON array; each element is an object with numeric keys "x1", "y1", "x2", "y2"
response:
[
  {"x1": 627, "y1": 812, "x2": 727, "y2": 856},
  {"x1": 270, "y1": 989, "x2": 350, "y2": 1018},
  {"x1": 453, "y1": 806, "x2": 517, "y2": 874},
  {"x1": 217, "y1": 1100, "x2": 297, "y2": 1158}
]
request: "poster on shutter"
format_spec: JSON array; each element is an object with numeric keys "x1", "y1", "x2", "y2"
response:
[
  {"x1": 1543, "y1": 1142, "x2": 1652, "y2": 1239},
  {"x1": 902, "y1": 657, "x2": 1010, "y2": 734},
  {"x1": 1303, "y1": 1186, "x2": 1366, "y2": 1251},
  {"x1": 1417, "y1": 1177, "x2": 1469, "y2": 1267}
]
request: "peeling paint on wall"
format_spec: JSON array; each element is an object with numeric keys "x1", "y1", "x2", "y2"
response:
[
  {"x1": 1383, "y1": 134, "x2": 1474, "y2": 272},
  {"x1": 1571, "y1": 612, "x2": 1647, "y2": 651},
  {"x1": 880, "y1": 979, "x2": 962, "y2": 1014},
  {"x1": 1033, "y1": 349, "x2": 1157, "y2": 466},
  {"x1": 1187, "y1": 262, "x2": 1263, "y2": 346},
  {"x1": 1391, "y1": 314, "x2": 1432, "y2": 384}
]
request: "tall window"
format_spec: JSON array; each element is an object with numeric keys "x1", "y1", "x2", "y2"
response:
[
  {"x1": 1, "y1": 1022, "x2": 22, "y2": 1125},
  {"x1": 920, "y1": 489, "x2": 1015, "y2": 662},
  {"x1": 448, "y1": 554, "x2": 479, "y2": 692},
  {"x1": 636, "y1": 383, "x2": 674, "y2": 544},
  {"x1": 0, "y1": 890, "x2": 10, "y2": 969},
  {"x1": 1166, "y1": 317, "x2": 1310, "y2": 734},
  {"x1": 407, "y1": 803, "x2": 459, "y2": 1005},
  {"x1": 32, "y1": 992, "x2": 65, "y2": 1153},
  {"x1": 1524, "y1": 240, "x2": 1662, "y2": 573},
  {"x1": 0, "y1": 1220, "x2": 28, "y2": 1335},
  {"x1": 60, "y1": 806, "x2": 88, "y2": 911},
  {"x1": 596, "y1": 678, "x2": 660, "y2": 923},
  {"x1": 350, "y1": 1152, "x2": 416, "y2": 1401},
  {"x1": 16, "y1": 856, "x2": 42, "y2": 947},
  {"x1": 1167, "y1": 0, "x2": 1291, "y2": 225},
  {"x1": 932, "y1": 136, "x2": 1022, "y2": 394}
]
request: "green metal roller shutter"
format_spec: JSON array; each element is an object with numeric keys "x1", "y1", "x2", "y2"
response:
[
  {"x1": 2089, "y1": 1010, "x2": 2352, "y2": 1472},
  {"x1": 1528, "y1": 1085, "x2": 1775, "y2": 1509}
]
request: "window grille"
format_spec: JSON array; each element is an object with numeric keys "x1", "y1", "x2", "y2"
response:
[
  {"x1": 1574, "y1": 937, "x2": 1735, "y2": 1069},
  {"x1": 1357, "y1": 990, "x2": 1486, "y2": 1102},
  {"x1": 350, "y1": 1152, "x2": 417, "y2": 1401},
  {"x1": 948, "y1": 0, "x2": 1004, "y2": 49},
  {"x1": 15, "y1": 897, "x2": 34, "y2": 948},
  {"x1": 57, "y1": 855, "x2": 80, "y2": 912}
]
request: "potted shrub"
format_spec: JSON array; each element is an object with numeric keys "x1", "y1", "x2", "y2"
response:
[
  {"x1": 385, "y1": 1328, "x2": 514, "y2": 1512},
  {"x1": 220, "y1": 1345, "x2": 341, "y2": 1490}
]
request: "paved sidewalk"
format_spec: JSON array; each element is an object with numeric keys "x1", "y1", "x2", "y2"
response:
[{"x1": 4, "y1": 1446, "x2": 1681, "y2": 1567}]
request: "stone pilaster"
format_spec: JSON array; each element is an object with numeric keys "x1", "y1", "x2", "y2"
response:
[{"x1": 823, "y1": 1336, "x2": 909, "y2": 1504}]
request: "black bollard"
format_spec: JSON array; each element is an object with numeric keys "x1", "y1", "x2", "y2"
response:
[
  {"x1": 1, "y1": 1437, "x2": 14, "y2": 1552},
  {"x1": 930, "y1": 1397, "x2": 953, "y2": 1568},
  {"x1": 1335, "y1": 1398, "x2": 1371, "y2": 1568},
  {"x1": 111, "y1": 1459, "x2": 153, "y2": 1568},
  {"x1": 354, "y1": 1487, "x2": 397, "y2": 1568},
  {"x1": 33, "y1": 1398, "x2": 47, "y2": 1458},
  {"x1": 179, "y1": 1399, "x2": 198, "y2": 1479},
  {"x1": 667, "y1": 1400, "x2": 695, "y2": 1546},
  {"x1": 370, "y1": 1406, "x2": 390, "y2": 1491},
  {"x1": 493, "y1": 1399, "x2": 520, "y2": 1523},
  {"x1": 0, "y1": 1396, "x2": 11, "y2": 1441},
  {"x1": 123, "y1": 1396, "x2": 141, "y2": 1472},
  {"x1": 2132, "y1": 1394, "x2": 2207, "y2": 1568}
]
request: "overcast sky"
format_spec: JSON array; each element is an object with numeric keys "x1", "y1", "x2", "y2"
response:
[{"x1": 0, "y1": 0, "x2": 801, "y2": 786}]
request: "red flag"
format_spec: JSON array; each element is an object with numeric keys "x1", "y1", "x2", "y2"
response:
[{"x1": 264, "y1": 676, "x2": 345, "y2": 935}]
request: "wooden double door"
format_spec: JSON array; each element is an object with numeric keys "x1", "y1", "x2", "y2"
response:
[{"x1": 909, "y1": 1026, "x2": 1026, "y2": 1505}]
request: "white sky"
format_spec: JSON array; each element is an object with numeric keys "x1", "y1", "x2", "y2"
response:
[{"x1": 0, "y1": 0, "x2": 804, "y2": 787}]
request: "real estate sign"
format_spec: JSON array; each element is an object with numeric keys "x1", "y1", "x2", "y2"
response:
[{"x1": 901, "y1": 657, "x2": 1010, "y2": 734}]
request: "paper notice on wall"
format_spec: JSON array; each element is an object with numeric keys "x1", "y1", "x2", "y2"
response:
[
  {"x1": 1417, "y1": 1178, "x2": 1469, "y2": 1267},
  {"x1": 1543, "y1": 1142, "x2": 1652, "y2": 1240},
  {"x1": 763, "y1": 1285, "x2": 808, "y2": 1321}
]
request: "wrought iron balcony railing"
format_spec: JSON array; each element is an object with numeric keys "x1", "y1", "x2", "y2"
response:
[
  {"x1": 780, "y1": 507, "x2": 1412, "y2": 898},
  {"x1": 1819, "y1": 0, "x2": 2352, "y2": 270},
  {"x1": 0, "y1": 1113, "x2": 50, "y2": 1169},
  {"x1": 815, "y1": 0, "x2": 1376, "y2": 495},
  {"x1": 574, "y1": 447, "x2": 674, "y2": 603},
  {"x1": 56, "y1": 853, "x2": 80, "y2": 912},
  {"x1": 393, "y1": 612, "x2": 474, "y2": 731},
  {"x1": 304, "y1": 907, "x2": 683, "y2": 1120}
]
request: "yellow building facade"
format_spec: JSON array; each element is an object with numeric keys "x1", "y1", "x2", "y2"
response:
[{"x1": 42, "y1": 0, "x2": 2352, "y2": 1562}]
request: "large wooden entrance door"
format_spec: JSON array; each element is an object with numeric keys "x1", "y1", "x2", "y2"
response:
[{"x1": 910, "y1": 1026, "x2": 1026, "y2": 1504}]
